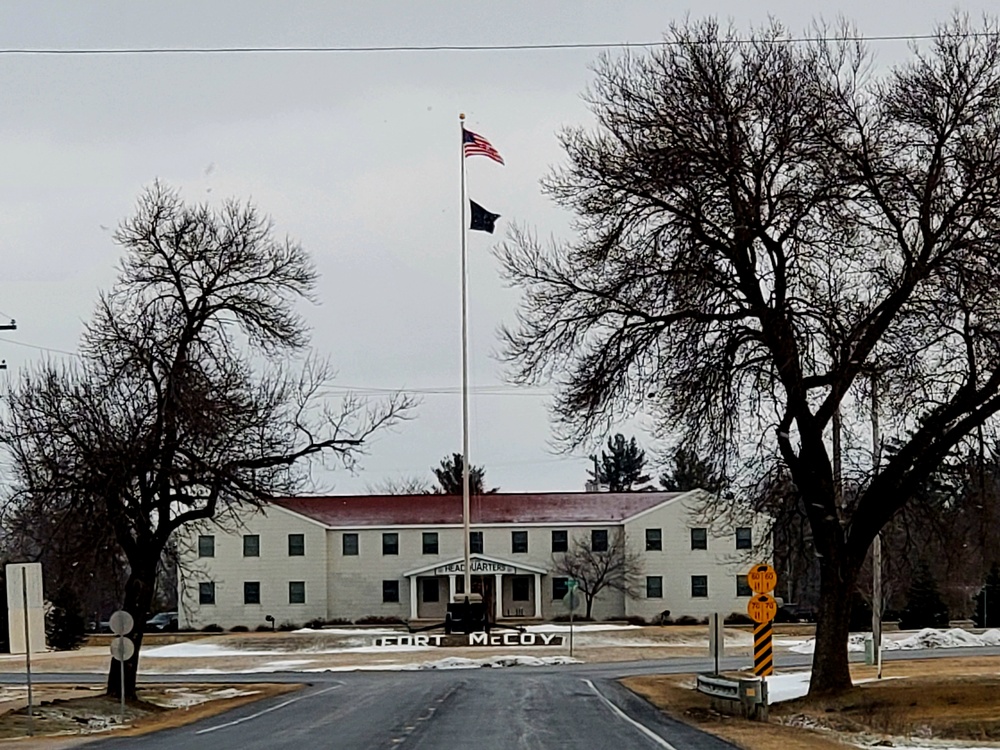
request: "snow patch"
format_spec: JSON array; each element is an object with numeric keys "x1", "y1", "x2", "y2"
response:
[
  {"x1": 522, "y1": 624, "x2": 640, "y2": 633},
  {"x1": 301, "y1": 655, "x2": 582, "y2": 672},
  {"x1": 150, "y1": 687, "x2": 258, "y2": 708},
  {"x1": 785, "y1": 628, "x2": 1000, "y2": 655}
]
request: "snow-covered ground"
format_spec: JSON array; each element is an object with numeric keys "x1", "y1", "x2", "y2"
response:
[{"x1": 778, "y1": 628, "x2": 1000, "y2": 655}]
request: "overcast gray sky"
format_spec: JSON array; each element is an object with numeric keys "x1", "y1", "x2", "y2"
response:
[{"x1": 0, "y1": 1, "x2": 995, "y2": 494}]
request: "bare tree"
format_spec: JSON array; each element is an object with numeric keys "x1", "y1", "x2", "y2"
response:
[
  {"x1": 366, "y1": 476, "x2": 434, "y2": 495},
  {"x1": 496, "y1": 17, "x2": 1000, "y2": 694},
  {"x1": 551, "y1": 530, "x2": 642, "y2": 619},
  {"x1": 0, "y1": 183, "x2": 415, "y2": 697}
]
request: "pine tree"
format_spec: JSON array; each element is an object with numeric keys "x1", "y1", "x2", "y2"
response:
[
  {"x1": 659, "y1": 448, "x2": 726, "y2": 493},
  {"x1": 45, "y1": 585, "x2": 87, "y2": 651},
  {"x1": 975, "y1": 563, "x2": 1000, "y2": 628},
  {"x1": 588, "y1": 434, "x2": 651, "y2": 492},
  {"x1": 433, "y1": 453, "x2": 497, "y2": 495},
  {"x1": 899, "y1": 560, "x2": 949, "y2": 630}
]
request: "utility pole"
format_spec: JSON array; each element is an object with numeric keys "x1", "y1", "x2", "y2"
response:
[
  {"x1": 871, "y1": 371, "x2": 883, "y2": 680},
  {"x1": 0, "y1": 318, "x2": 16, "y2": 370}
]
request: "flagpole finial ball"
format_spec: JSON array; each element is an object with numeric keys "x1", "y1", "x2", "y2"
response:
[{"x1": 459, "y1": 113, "x2": 466, "y2": 120}]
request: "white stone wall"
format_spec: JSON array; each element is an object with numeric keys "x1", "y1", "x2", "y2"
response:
[{"x1": 177, "y1": 508, "x2": 329, "y2": 630}]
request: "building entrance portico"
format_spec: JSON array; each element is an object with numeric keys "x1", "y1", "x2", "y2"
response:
[{"x1": 405, "y1": 555, "x2": 547, "y2": 622}]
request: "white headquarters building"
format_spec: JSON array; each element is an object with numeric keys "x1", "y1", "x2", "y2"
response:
[{"x1": 177, "y1": 489, "x2": 769, "y2": 629}]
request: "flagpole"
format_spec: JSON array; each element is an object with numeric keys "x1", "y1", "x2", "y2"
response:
[{"x1": 459, "y1": 113, "x2": 472, "y2": 602}]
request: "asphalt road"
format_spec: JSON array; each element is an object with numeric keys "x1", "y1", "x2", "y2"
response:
[
  {"x1": 6, "y1": 647, "x2": 1000, "y2": 749},
  {"x1": 79, "y1": 667, "x2": 736, "y2": 750}
]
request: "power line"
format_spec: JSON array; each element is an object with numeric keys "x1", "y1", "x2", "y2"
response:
[
  {"x1": 0, "y1": 32, "x2": 992, "y2": 56},
  {"x1": 0, "y1": 337, "x2": 79, "y2": 358}
]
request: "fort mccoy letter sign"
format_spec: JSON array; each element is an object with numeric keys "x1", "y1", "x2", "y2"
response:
[{"x1": 374, "y1": 632, "x2": 564, "y2": 648}]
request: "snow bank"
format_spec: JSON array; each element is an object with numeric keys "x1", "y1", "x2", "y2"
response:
[
  {"x1": 784, "y1": 628, "x2": 1000, "y2": 655},
  {"x1": 144, "y1": 639, "x2": 434, "y2": 658},
  {"x1": 765, "y1": 672, "x2": 812, "y2": 704},
  {"x1": 151, "y1": 687, "x2": 258, "y2": 708},
  {"x1": 300, "y1": 655, "x2": 582, "y2": 672}
]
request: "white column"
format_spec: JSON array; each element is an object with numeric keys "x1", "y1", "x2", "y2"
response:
[
  {"x1": 532, "y1": 573, "x2": 541, "y2": 618},
  {"x1": 494, "y1": 574, "x2": 503, "y2": 621},
  {"x1": 409, "y1": 577, "x2": 418, "y2": 620},
  {"x1": 448, "y1": 575, "x2": 456, "y2": 603}
]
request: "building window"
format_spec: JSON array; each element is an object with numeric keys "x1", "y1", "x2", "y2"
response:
[
  {"x1": 288, "y1": 533, "x2": 305, "y2": 556},
  {"x1": 198, "y1": 582, "x2": 215, "y2": 605},
  {"x1": 736, "y1": 575, "x2": 752, "y2": 597},
  {"x1": 736, "y1": 527, "x2": 752, "y2": 550},
  {"x1": 243, "y1": 535, "x2": 259, "y2": 557},
  {"x1": 382, "y1": 533, "x2": 399, "y2": 556},
  {"x1": 551, "y1": 529, "x2": 568, "y2": 553},
  {"x1": 645, "y1": 528, "x2": 663, "y2": 551},
  {"x1": 691, "y1": 528, "x2": 708, "y2": 550},
  {"x1": 470, "y1": 531, "x2": 483, "y2": 554},
  {"x1": 422, "y1": 577, "x2": 440, "y2": 603},
  {"x1": 511, "y1": 530, "x2": 528, "y2": 554},
  {"x1": 422, "y1": 532, "x2": 439, "y2": 555},
  {"x1": 646, "y1": 576, "x2": 663, "y2": 598},
  {"x1": 244, "y1": 581, "x2": 260, "y2": 605},
  {"x1": 198, "y1": 535, "x2": 215, "y2": 558},
  {"x1": 552, "y1": 577, "x2": 569, "y2": 600},
  {"x1": 343, "y1": 533, "x2": 359, "y2": 556},
  {"x1": 383, "y1": 580, "x2": 400, "y2": 603},
  {"x1": 691, "y1": 575, "x2": 709, "y2": 598},
  {"x1": 289, "y1": 581, "x2": 306, "y2": 604},
  {"x1": 592, "y1": 529, "x2": 608, "y2": 552},
  {"x1": 512, "y1": 576, "x2": 531, "y2": 602}
]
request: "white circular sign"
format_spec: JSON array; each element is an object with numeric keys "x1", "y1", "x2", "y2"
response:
[
  {"x1": 110, "y1": 635, "x2": 135, "y2": 662},
  {"x1": 108, "y1": 610, "x2": 134, "y2": 635},
  {"x1": 563, "y1": 590, "x2": 581, "y2": 612}
]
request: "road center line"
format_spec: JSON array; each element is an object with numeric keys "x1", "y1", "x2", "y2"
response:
[
  {"x1": 195, "y1": 683, "x2": 343, "y2": 735},
  {"x1": 581, "y1": 678, "x2": 679, "y2": 750}
]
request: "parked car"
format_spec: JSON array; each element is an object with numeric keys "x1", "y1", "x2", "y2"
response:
[{"x1": 146, "y1": 612, "x2": 178, "y2": 631}]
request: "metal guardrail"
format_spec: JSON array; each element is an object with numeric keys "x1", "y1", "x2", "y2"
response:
[{"x1": 696, "y1": 673, "x2": 768, "y2": 721}]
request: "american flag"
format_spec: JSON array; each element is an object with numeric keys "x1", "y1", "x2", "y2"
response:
[{"x1": 463, "y1": 128, "x2": 504, "y2": 165}]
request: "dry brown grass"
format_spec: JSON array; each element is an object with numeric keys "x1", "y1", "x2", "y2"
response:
[
  {"x1": 0, "y1": 683, "x2": 299, "y2": 744},
  {"x1": 624, "y1": 656, "x2": 1000, "y2": 750}
]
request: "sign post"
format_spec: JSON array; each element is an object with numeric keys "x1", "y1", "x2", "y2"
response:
[
  {"x1": 708, "y1": 612, "x2": 725, "y2": 675},
  {"x1": 109, "y1": 610, "x2": 135, "y2": 725},
  {"x1": 6, "y1": 562, "x2": 44, "y2": 738},
  {"x1": 746, "y1": 564, "x2": 778, "y2": 679},
  {"x1": 565, "y1": 579, "x2": 578, "y2": 658}
]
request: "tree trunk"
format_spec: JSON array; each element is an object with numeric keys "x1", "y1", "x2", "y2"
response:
[
  {"x1": 808, "y1": 557, "x2": 857, "y2": 696},
  {"x1": 106, "y1": 558, "x2": 157, "y2": 700},
  {"x1": 585, "y1": 593, "x2": 594, "y2": 620}
]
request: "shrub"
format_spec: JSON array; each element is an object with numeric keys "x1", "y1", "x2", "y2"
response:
[
  {"x1": 724, "y1": 612, "x2": 753, "y2": 625},
  {"x1": 672, "y1": 615, "x2": 700, "y2": 626},
  {"x1": 355, "y1": 615, "x2": 405, "y2": 625},
  {"x1": 624, "y1": 615, "x2": 648, "y2": 626},
  {"x1": 303, "y1": 617, "x2": 352, "y2": 629},
  {"x1": 201, "y1": 623, "x2": 223, "y2": 632},
  {"x1": 254, "y1": 624, "x2": 272, "y2": 632},
  {"x1": 229, "y1": 625, "x2": 249, "y2": 632},
  {"x1": 653, "y1": 610, "x2": 673, "y2": 626},
  {"x1": 900, "y1": 560, "x2": 949, "y2": 630},
  {"x1": 774, "y1": 607, "x2": 800, "y2": 624},
  {"x1": 277, "y1": 621, "x2": 301, "y2": 631},
  {"x1": 45, "y1": 585, "x2": 87, "y2": 651},
  {"x1": 550, "y1": 614, "x2": 594, "y2": 623}
]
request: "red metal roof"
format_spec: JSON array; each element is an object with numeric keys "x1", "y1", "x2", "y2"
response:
[{"x1": 272, "y1": 491, "x2": 685, "y2": 527}]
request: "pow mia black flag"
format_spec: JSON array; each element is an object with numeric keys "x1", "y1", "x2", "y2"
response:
[{"x1": 469, "y1": 200, "x2": 501, "y2": 234}]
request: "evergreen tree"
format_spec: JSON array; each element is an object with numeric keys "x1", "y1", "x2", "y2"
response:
[
  {"x1": 899, "y1": 560, "x2": 949, "y2": 630},
  {"x1": 46, "y1": 585, "x2": 87, "y2": 651},
  {"x1": 433, "y1": 453, "x2": 497, "y2": 495},
  {"x1": 588, "y1": 434, "x2": 651, "y2": 492},
  {"x1": 975, "y1": 563, "x2": 1000, "y2": 628},
  {"x1": 659, "y1": 448, "x2": 726, "y2": 493}
]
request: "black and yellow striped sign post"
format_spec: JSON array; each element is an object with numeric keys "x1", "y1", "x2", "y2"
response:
[
  {"x1": 753, "y1": 619, "x2": 774, "y2": 677},
  {"x1": 747, "y1": 564, "x2": 778, "y2": 679}
]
